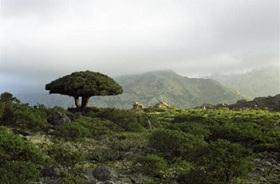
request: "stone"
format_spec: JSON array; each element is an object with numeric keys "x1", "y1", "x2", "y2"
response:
[
  {"x1": 132, "y1": 102, "x2": 144, "y2": 111},
  {"x1": 92, "y1": 166, "x2": 117, "y2": 181},
  {"x1": 103, "y1": 181, "x2": 115, "y2": 184},
  {"x1": 47, "y1": 111, "x2": 71, "y2": 126},
  {"x1": 41, "y1": 166, "x2": 60, "y2": 177},
  {"x1": 129, "y1": 174, "x2": 144, "y2": 184},
  {"x1": 154, "y1": 101, "x2": 170, "y2": 109}
]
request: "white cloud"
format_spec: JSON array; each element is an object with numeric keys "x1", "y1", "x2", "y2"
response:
[{"x1": 0, "y1": 0, "x2": 279, "y2": 91}]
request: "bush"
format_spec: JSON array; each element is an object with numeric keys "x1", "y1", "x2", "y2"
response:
[
  {"x1": 0, "y1": 127, "x2": 45, "y2": 183},
  {"x1": 94, "y1": 108, "x2": 147, "y2": 131},
  {"x1": 208, "y1": 122, "x2": 279, "y2": 152},
  {"x1": 54, "y1": 117, "x2": 123, "y2": 139},
  {"x1": 89, "y1": 147, "x2": 121, "y2": 163},
  {"x1": 0, "y1": 161, "x2": 40, "y2": 184},
  {"x1": 47, "y1": 143, "x2": 85, "y2": 167},
  {"x1": 88, "y1": 118, "x2": 123, "y2": 137},
  {"x1": 54, "y1": 122, "x2": 90, "y2": 140},
  {"x1": 1, "y1": 103, "x2": 48, "y2": 130},
  {"x1": 173, "y1": 113, "x2": 207, "y2": 123},
  {"x1": 135, "y1": 154, "x2": 168, "y2": 177},
  {"x1": 179, "y1": 139, "x2": 253, "y2": 184},
  {"x1": 149, "y1": 129, "x2": 204, "y2": 159},
  {"x1": 169, "y1": 123, "x2": 210, "y2": 138}
]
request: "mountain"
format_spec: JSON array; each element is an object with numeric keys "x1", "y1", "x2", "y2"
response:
[
  {"x1": 14, "y1": 70, "x2": 241, "y2": 108},
  {"x1": 227, "y1": 94, "x2": 280, "y2": 111},
  {"x1": 90, "y1": 70, "x2": 241, "y2": 108},
  {"x1": 211, "y1": 66, "x2": 280, "y2": 99}
]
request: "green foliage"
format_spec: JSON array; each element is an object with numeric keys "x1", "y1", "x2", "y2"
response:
[
  {"x1": 90, "y1": 147, "x2": 121, "y2": 163},
  {"x1": 0, "y1": 127, "x2": 45, "y2": 184},
  {"x1": 45, "y1": 71, "x2": 123, "y2": 108},
  {"x1": 0, "y1": 92, "x2": 20, "y2": 103},
  {"x1": 0, "y1": 101, "x2": 279, "y2": 183},
  {"x1": 47, "y1": 143, "x2": 85, "y2": 167},
  {"x1": 1, "y1": 103, "x2": 48, "y2": 130},
  {"x1": 95, "y1": 108, "x2": 147, "y2": 131},
  {"x1": 53, "y1": 116, "x2": 123, "y2": 140},
  {"x1": 135, "y1": 154, "x2": 168, "y2": 177},
  {"x1": 179, "y1": 140, "x2": 253, "y2": 184},
  {"x1": 0, "y1": 161, "x2": 40, "y2": 184},
  {"x1": 54, "y1": 122, "x2": 91, "y2": 140},
  {"x1": 149, "y1": 129, "x2": 204, "y2": 159},
  {"x1": 46, "y1": 71, "x2": 123, "y2": 97}
]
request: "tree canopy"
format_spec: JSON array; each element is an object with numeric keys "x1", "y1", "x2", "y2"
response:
[
  {"x1": 45, "y1": 71, "x2": 123, "y2": 109},
  {"x1": 0, "y1": 92, "x2": 20, "y2": 104}
]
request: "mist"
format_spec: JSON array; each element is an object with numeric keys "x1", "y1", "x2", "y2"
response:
[{"x1": 0, "y1": 0, "x2": 279, "y2": 93}]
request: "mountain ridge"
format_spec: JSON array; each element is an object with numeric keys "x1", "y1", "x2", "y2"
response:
[
  {"x1": 15, "y1": 70, "x2": 241, "y2": 108},
  {"x1": 211, "y1": 66, "x2": 280, "y2": 99}
]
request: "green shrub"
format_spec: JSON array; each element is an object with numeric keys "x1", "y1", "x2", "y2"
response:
[
  {"x1": 135, "y1": 154, "x2": 168, "y2": 177},
  {"x1": 54, "y1": 117, "x2": 123, "y2": 139},
  {"x1": 0, "y1": 161, "x2": 40, "y2": 184},
  {"x1": 89, "y1": 118, "x2": 123, "y2": 137},
  {"x1": 173, "y1": 113, "x2": 207, "y2": 123},
  {"x1": 149, "y1": 129, "x2": 204, "y2": 159},
  {"x1": 208, "y1": 122, "x2": 280, "y2": 152},
  {"x1": 179, "y1": 139, "x2": 253, "y2": 184},
  {"x1": 47, "y1": 143, "x2": 84, "y2": 167},
  {"x1": 169, "y1": 123, "x2": 210, "y2": 138},
  {"x1": 89, "y1": 147, "x2": 121, "y2": 163},
  {"x1": 54, "y1": 122, "x2": 90, "y2": 140},
  {"x1": 1, "y1": 103, "x2": 48, "y2": 130},
  {"x1": 0, "y1": 127, "x2": 45, "y2": 184},
  {"x1": 94, "y1": 108, "x2": 147, "y2": 131}
]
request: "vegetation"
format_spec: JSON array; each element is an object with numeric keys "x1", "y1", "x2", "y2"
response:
[
  {"x1": 0, "y1": 92, "x2": 280, "y2": 183},
  {"x1": 45, "y1": 71, "x2": 123, "y2": 109},
  {"x1": 87, "y1": 70, "x2": 242, "y2": 108}
]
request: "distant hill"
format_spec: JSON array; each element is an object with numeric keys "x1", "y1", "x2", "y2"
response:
[
  {"x1": 211, "y1": 66, "x2": 280, "y2": 99},
  {"x1": 15, "y1": 70, "x2": 241, "y2": 108},
  {"x1": 227, "y1": 94, "x2": 280, "y2": 111},
  {"x1": 91, "y1": 70, "x2": 241, "y2": 108}
]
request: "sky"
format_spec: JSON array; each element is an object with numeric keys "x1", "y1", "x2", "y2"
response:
[{"x1": 0, "y1": 0, "x2": 279, "y2": 93}]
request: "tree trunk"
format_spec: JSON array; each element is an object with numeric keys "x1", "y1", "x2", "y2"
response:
[
  {"x1": 74, "y1": 97, "x2": 80, "y2": 108},
  {"x1": 81, "y1": 96, "x2": 90, "y2": 109}
]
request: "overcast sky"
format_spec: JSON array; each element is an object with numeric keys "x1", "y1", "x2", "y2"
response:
[{"x1": 0, "y1": 0, "x2": 279, "y2": 93}]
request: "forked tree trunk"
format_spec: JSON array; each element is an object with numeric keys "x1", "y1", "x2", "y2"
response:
[
  {"x1": 74, "y1": 96, "x2": 80, "y2": 108},
  {"x1": 81, "y1": 96, "x2": 90, "y2": 109}
]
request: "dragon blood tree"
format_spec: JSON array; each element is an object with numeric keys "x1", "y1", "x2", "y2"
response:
[{"x1": 45, "y1": 71, "x2": 123, "y2": 109}]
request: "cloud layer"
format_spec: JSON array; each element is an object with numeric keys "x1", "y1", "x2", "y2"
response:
[{"x1": 0, "y1": 0, "x2": 279, "y2": 92}]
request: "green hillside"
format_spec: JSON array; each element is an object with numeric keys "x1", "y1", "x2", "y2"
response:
[
  {"x1": 212, "y1": 66, "x2": 280, "y2": 99},
  {"x1": 92, "y1": 70, "x2": 241, "y2": 108},
  {"x1": 0, "y1": 93, "x2": 279, "y2": 184}
]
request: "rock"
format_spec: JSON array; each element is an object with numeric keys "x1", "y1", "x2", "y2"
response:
[
  {"x1": 129, "y1": 174, "x2": 144, "y2": 184},
  {"x1": 103, "y1": 181, "x2": 115, "y2": 184},
  {"x1": 154, "y1": 101, "x2": 170, "y2": 109},
  {"x1": 92, "y1": 166, "x2": 117, "y2": 181},
  {"x1": 47, "y1": 112, "x2": 71, "y2": 126},
  {"x1": 132, "y1": 102, "x2": 144, "y2": 111},
  {"x1": 16, "y1": 129, "x2": 33, "y2": 136},
  {"x1": 41, "y1": 166, "x2": 60, "y2": 177}
]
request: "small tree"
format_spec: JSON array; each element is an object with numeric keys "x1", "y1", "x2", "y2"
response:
[
  {"x1": 0, "y1": 92, "x2": 20, "y2": 104},
  {"x1": 45, "y1": 71, "x2": 123, "y2": 109}
]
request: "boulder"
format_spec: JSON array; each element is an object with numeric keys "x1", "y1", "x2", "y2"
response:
[
  {"x1": 154, "y1": 101, "x2": 170, "y2": 109},
  {"x1": 47, "y1": 112, "x2": 71, "y2": 126},
  {"x1": 92, "y1": 166, "x2": 117, "y2": 181},
  {"x1": 132, "y1": 102, "x2": 144, "y2": 111}
]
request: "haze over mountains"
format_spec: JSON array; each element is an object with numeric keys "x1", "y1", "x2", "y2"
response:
[
  {"x1": 211, "y1": 65, "x2": 280, "y2": 99},
  {"x1": 91, "y1": 70, "x2": 240, "y2": 108},
  {"x1": 12, "y1": 66, "x2": 279, "y2": 108}
]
